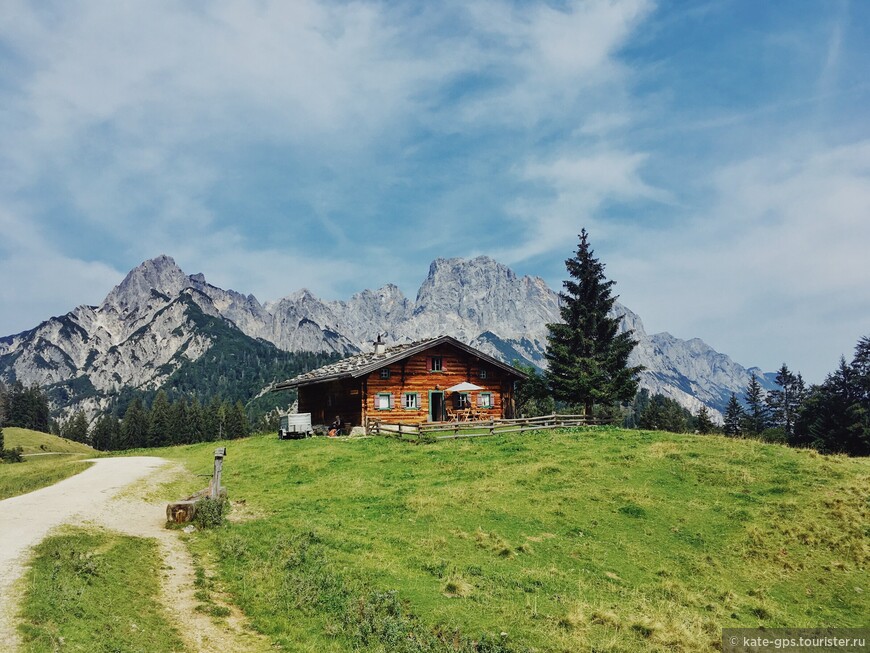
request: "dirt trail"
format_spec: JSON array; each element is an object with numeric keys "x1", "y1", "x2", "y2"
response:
[{"x1": 0, "y1": 457, "x2": 270, "y2": 653}]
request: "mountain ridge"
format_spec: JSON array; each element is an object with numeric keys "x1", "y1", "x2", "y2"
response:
[{"x1": 0, "y1": 254, "x2": 773, "y2": 419}]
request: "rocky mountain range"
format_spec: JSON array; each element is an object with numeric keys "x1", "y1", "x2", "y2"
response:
[{"x1": 0, "y1": 255, "x2": 772, "y2": 419}]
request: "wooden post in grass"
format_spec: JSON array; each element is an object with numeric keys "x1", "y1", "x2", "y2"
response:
[{"x1": 211, "y1": 447, "x2": 226, "y2": 499}]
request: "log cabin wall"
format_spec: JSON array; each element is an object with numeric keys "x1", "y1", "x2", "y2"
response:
[
  {"x1": 363, "y1": 343, "x2": 513, "y2": 424},
  {"x1": 298, "y1": 378, "x2": 363, "y2": 428}
]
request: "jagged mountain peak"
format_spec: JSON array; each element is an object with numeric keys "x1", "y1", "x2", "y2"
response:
[
  {"x1": 426, "y1": 255, "x2": 516, "y2": 280},
  {"x1": 103, "y1": 255, "x2": 189, "y2": 312},
  {"x1": 282, "y1": 288, "x2": 318, "y2": 303}
]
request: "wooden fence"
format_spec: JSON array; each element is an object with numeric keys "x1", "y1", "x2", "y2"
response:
[{"x1": 366, "y1": 413, "x2": 611, "y2": 441}]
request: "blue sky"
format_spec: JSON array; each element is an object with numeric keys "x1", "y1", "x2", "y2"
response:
[{"x1": 1, "y1": 0, "x2": 868, "y2": 382}]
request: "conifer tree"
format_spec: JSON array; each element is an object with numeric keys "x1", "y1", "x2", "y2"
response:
[
  {"x1": 169, "y1": 397, "x2": 189, "y2": 445},
  {"x1": 223, "y1": 400, "x2": 248, "y2": 439},
  {"x1": 204, "y1": 397, "x2": 223, "y2": 441},
  {"x1": 794, "y1": 337, "x2": 870, "y2": 456},
  {"x1": 121, "y1": 398, "x2": 148, "y2": 450},
  {"x1": 743, "y1": 375, "x2": 767, "y2": 435},
  {"x1": 148, "y1": 390, "x2": 171, "y2": 447},
  {"x1": 723, "y1": 393, "x2": 745, "y2": 437},
  {"x1": 189, "y1": 397, "x2": 206, "y2": 442},
  {"x1": 514, "y1": 363, "x2": 555, "y2": 417},
  {"x1": 765, "y1": 364, "x2": 805, "y2": 438},
  {"x1": 91, "y1": 413, "x2": 120, "y2": 451},
  {"x1": 695, "y1": 405, "x2": 715, "y2": 434},
  {"x1": 545, "y1": 229, "x2": 642, "y2": 416},
  {"x1": 233, "y1": 400, "x2": 250, "y2": 438},
  {"x1": 0, "y1": 380, "x2": 7, "y2": 428},
  {"x1": 66, "y1": 411, "x2": 90, "y2": 444},
  {"x1": 637, "y1": 394, "x2": 690, "y2": 432}
]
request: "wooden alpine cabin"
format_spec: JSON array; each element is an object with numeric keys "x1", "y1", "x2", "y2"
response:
[{"x1": 273, "y1": 335, "x2": 527, "y2": 429}]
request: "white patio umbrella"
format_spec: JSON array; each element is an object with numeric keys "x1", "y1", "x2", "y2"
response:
[{"x1": 446, "y1": 381, "x2": 484, "y2": 392}]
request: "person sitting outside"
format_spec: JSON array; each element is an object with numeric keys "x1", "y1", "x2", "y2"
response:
[{"x1": 328, "y1": 415, "x2": 343, "y2": 438}]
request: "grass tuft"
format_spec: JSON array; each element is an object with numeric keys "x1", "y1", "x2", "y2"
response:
[{"x1": 17, "y1": 528, "x2": 184, "y2": 652}]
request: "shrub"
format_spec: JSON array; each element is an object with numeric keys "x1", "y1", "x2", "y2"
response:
[
  {"x1": 193, "y1": 496, "x2": 230, "y2": 529},
  {"x1": 1, "y1": 446, "x2": 24, "y2": 463}
]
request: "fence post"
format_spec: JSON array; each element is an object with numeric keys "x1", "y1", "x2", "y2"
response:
[{"x1": 210, "y1": 447, "x2": 226, "y2": 500}]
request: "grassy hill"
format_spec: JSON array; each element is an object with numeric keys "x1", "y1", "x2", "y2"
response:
[
  {"x1": 149, "y1": 427, "x2": 869, "y2": 652},
  {"x1": 3, "y1": 427, "x2": 96, "y2": 455},
  {"x1": 0, "y1": 428, "x2": 95, "y2": 500}
]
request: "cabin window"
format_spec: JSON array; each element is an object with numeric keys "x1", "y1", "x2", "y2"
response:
[
  {"x1": 455, "y1": 393, "x2": 470, "y2": 408},
  {"x1": 376, "y1": 393, "x2": 393, "y2": 410},
  {"x1": 380, "y1": 368, "x2": 391, "y2": 379},
  {"x1": 403, "y1": 392, "x2": 419, "y2": 409},
  {"x1": 430, "y1": 356, "x2": 443, "y2": 372},
  {"x1": 479, "y1": 368, "x2": 488, "y2": 379},
  {"x1": 477, "y1": 392, "x2": 493, "y2": 408}
]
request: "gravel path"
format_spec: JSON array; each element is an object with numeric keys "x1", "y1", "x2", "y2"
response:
[{"x1": 0, "y1": 457, "x2": 269, "y2": 653}]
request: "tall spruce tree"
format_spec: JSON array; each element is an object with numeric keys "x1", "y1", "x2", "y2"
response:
[
  {"x1": 723, "y1": 393, "x2": 745, "y2": 437},
  {"x1": 148, "y1": 390, "x2": 171, "y2": 447},
  {"x1": 545, "y1": 229, "x2": 642, "y2": 416},
  {"x1": 168, "y1": 398, "x2": 189, "y2": 445},
  {"x1": 66, "y1": 411, "x2": 90, "y2": 444},
  {"x1": 794, "y1": 337, "x2": 870, "y2": 456},
  {"x1": 121, "y1": 398, "x2": 148, "y2": 450},
  {"x1": 91, "y1": 413, "x2": 120, "y2": 451},
  {"x1": 189, "y1": 398, "x2": 206, "y2": 443},
  {"x1": 765, "y1": 364, "x2": 805, "y2": 438},
  {"x1": 743, "y1": 374, "x2": 767, "y2": 435},
  {"x1": 695, "y1": 406, "x2": 715, "y2": 434}
]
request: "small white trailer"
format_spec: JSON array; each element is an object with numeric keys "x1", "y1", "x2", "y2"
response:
[{"x1": 278, "y1": 413, "x2": 313, "y2": 439}]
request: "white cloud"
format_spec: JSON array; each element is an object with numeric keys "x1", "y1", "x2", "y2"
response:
[
  {"x1": 453, "y1": 0, "x2": 652, "y2": 126},
  {"x1": 0, "y1": 209, "x2": 123, "y2": 334},
  {"x1": 495, "y1": 149, "x2": 669, "y2": 263},
  {"x1": 610, "y1": 140, "x2": 870, "y2": 381}
]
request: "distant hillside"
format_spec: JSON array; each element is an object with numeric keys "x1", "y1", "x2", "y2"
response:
[{"x1": 3, "y1": 427, "x2": 96, "y2": 455}]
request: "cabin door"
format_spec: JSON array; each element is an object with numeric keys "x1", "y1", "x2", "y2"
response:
[{"x1": 429, "y1": 391, "x2": 445, "y2": 422}]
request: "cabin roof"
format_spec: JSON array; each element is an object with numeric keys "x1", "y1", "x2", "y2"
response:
[{"x1": 273, "y1": 335, "x2": 527, "y2": 390}]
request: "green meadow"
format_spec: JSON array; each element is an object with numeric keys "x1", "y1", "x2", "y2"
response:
[
  {"x1": 0, "y1": 428, "x2": 95, "y2": 500},
  {"x1": 146, "y1": 428, "x2": 869, "y2": 652},
  {"x1": 18, "y1": 528, "x2": 185, "y2": 653}
]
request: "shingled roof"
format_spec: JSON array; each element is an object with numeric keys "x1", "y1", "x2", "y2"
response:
[{"x1": 273, "y1": 335, "x2": 527, "y2": 390}]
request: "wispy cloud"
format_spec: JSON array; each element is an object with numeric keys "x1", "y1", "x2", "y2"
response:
[
  {"x1": 0, "y1": 0, "x2": 867, "y2": 382},
  {"x1": 610, "y1": 139, "x2": 870, "y2": 380}
]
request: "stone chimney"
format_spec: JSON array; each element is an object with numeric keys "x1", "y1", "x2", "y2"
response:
[{"x1": 373, "y1": 334, "x2": 386, "y2": 355}]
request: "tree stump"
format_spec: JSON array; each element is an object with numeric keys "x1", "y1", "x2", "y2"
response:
[{"x1": 166, "y1": 500, "x2": 197, "y2": 523}]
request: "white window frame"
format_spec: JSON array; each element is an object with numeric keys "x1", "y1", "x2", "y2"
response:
[
  {"x1": 376, "y1": 393, "x2": 393, "y2": 410},
  {"x1": 403, "y1": 392, "x2": 419, "y2": 410},
  {"x1": 430, "y1": 356, "x2": 443, "y2": 372},
  {"x1": 477, "y1": 392, "x2": 493, "y2": 408}
]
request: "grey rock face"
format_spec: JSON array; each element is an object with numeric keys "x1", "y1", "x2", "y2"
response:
[{"x1": 1, "y1": 254, "x2": 768, "y2": 419}]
